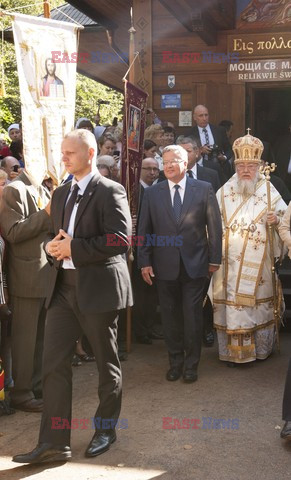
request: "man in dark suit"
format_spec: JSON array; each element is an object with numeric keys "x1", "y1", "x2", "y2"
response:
[
  {"x1": 13, "y1": 129, "x2": 132, "y2": 464},
  {"x1": 187, "y1": 104, "x2": 233, "y2": 183},
  {"x1": 0, "y1": 170, "x2": 51, "y2": 412},
  {"x1": 138, "y1": 145, "x2": 222, "y2": 383}
]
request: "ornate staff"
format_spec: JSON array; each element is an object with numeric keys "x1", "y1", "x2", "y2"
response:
[{"x1": 259, "y1": 161, "x2": 280, "y2": 351}]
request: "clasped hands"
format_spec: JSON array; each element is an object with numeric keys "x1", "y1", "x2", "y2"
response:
[{"x1": 46, "y1": 229, "x2": 72, "y2": 261}]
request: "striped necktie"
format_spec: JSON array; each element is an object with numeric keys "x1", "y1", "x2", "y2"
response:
[{"x1": 203, "y1": 128, "x2": 210, "y2": 161}]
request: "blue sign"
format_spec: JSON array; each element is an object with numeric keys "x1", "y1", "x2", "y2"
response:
[{"x1": 161, "y1": 94, "x2": 181, "y2": 109}]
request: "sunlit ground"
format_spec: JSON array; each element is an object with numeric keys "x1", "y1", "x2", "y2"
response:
[{"x1": 0, "y1": 457, "x2": 166, "y2": 480}]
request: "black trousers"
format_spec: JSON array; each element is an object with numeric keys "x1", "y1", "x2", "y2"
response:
[
  {"x1": 132, "y1": 257, "x2": 159, "y2": 337},
  {"x1": 39, "y1": 270, "x2": 121, "y2": 446},
  {"x1": 282, "y1": 358, "x2": 291, "y2": 421},
  {"x1": 202, "y1": 277, "x2": 213, "y2": 335},
  {"x1": 156, "y1": 261, "x2": 206, "y2": 372}
]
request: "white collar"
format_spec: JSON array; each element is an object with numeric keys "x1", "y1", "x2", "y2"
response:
[
  {"x1": 198, "y1": 124, "x2": 210, "y2": 134},
  {"x1": 71, "y1": 169, "x2": 96, "y2": 195},
  {"x1": 140, "y1": 179, "x2": 151, "y2": 188},
  {"x1": 168, "y1": 174, "x2": 187, "y2": 191}
]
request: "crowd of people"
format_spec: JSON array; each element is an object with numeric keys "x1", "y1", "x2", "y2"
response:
[{"x1": 0, "y1": 104, "x2": 291, "y2": 463}]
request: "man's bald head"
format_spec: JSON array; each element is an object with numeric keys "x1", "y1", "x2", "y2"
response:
[
  {"x1": 63, "y1": 129, "x2": 97, "y2": 161},
  {"x1": 193, "y1": 105, "x2": 209, "y2": 128}
]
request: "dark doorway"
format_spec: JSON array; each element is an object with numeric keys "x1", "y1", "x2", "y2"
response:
[{"x1": 246, "y1": 84, "x2": 291, "y2": 146}]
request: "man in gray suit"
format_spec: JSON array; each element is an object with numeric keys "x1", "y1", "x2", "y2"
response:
[
  {"x1": 13, "y1": 129, "x2": 132, "y2": 464},
  {"x1": 138, "y1": 145, "x2": 222, "y2": 383},
  {"x1": 0, "y1": 170, "x2": 51, "y2": 411}
]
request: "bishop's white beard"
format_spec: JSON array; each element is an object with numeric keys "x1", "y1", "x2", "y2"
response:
[{"x1": 236, "y1": 171, "x2": 260, "y2": 198}]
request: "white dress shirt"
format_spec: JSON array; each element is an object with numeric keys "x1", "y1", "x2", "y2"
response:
[
  {"x1": 188, "y1": 164, "x2": 198, "y2": 179},
  {"x1": 140, "y1": 179, "x2": 151, "y2": 189},
  {"x1": 63, "y1": 170, "x2": 96, "y2": 269},
  {"x1": 198, "y1": 124, "x2": 214, "y2": 146},
  {"x1": 168, "y1": 175, "x2": 187, "y2": 205}
]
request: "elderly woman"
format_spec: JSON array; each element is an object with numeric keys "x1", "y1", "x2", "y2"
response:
[{"x1": 97, "y1": 155, "x2": 118, "y2": 182}]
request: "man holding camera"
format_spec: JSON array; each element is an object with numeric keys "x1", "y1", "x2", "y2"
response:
[
  {"x1": 0, "y1": 157, "x2": 21, "y2": 183},
  {"x1": 187, "y1": 104, "x2": 233, "y2": 184}
]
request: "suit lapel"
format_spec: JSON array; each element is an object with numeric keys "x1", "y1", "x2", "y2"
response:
[
  {"x1": 56, "y1": 182, "x2": 71, "y2": 232},
  {"x1": 74, "y1": 173, "x2": 101, "y2": 233},
  {"x1": 179, "y1": 178, "x2": 196, "y2": 226},
  {"x1": 159, "y1": 181, "x2": 176, "y2": 224}
]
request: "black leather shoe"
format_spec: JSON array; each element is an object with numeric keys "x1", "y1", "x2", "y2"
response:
[
  {"x1": 13, "y1": 443, "x2": 72, "y2": 464},
  {"x1": 149, "y1": 331, "x2": 164, "y2": 340},
  {"x1": 281, "y1": 421, "x2": 291, "y2": 439},
  {"x1": 85, "y1": 431, "x2": 116, "y2": 457},
  {"x1": 166, "y1": 367, "x2": 182, "y2": 381},
  {"x1": 10, "y1": 398, "x2": 43, "y2": 413},
  {"x1": 136, "y1": 335, "x2": 152, "y2": 345},
  {"x1": 203, "y1": 331, "x2": 214, "y2": 347},
  {"x1": 183, "y1": 371, "x2": 198, "y2": 383}
]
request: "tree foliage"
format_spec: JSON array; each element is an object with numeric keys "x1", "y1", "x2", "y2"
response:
[{"x1": 0, "y1": 0, "x2": 123, "y2": 134}]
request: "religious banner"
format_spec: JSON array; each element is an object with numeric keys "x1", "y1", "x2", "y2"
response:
[
  {"x1": 12, "y1": 13, "x2": 81, "y2": 185},
  {"x1": 121, "y1": 80, "x2": 148, "y2": 234}
]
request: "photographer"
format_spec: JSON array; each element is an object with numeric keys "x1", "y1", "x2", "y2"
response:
[
  {"x1": 1, "y1": 157, "x2": 21, "y2": 183},
  {"x1": 187, "y1": 104, "x2": 233, "y2": 184}
]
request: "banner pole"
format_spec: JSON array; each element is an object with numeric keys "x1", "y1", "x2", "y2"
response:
[{"x1": 43, "y1": 1, "x2": 50, "y2": 18}]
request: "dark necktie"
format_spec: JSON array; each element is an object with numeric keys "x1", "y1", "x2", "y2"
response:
[
  {"x1": 173, "y1": 184, "x2": 182, "y2": 223},
  {"x1": 187, "y1": 169, "x2": 194, "y2": 178},
  {"x1": 63, "y1": 184, "x2": 79, "y2": 231}
]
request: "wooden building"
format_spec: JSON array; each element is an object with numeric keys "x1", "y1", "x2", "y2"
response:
[{"x1": 19, "y1": 1, "x2": 282, "y2": 143}]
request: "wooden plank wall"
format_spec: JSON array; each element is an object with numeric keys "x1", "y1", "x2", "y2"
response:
[{"x1": 152, "y1": 1, "x2": 245, "y2": 139}]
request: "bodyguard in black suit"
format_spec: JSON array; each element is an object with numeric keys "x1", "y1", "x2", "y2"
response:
[
  {"x1": 13, "y1": 129, "x2": 132, "y2": 464},
  {"x1": 138, "y1": 145, "x2": 222, "y2": 383},
  {"x1": 186, "y1": 105, "x2": 233, "y2": 183}
]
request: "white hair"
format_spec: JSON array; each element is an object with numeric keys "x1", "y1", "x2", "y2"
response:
[
  {"x1": 162, "y1": 144, "x2": 188, "y2": 163},
  {"x1": 96, "y1": 155, "x2": 115, "y2": 167}
]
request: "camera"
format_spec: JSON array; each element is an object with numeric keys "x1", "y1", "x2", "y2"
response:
[{"x1": 208, "y1": 144, "x2": 222, "y2": 162}]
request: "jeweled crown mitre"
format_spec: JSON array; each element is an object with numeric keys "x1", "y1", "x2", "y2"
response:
[{"x1": 233, "y1": 129, "x2": 263, "y2": 164}]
